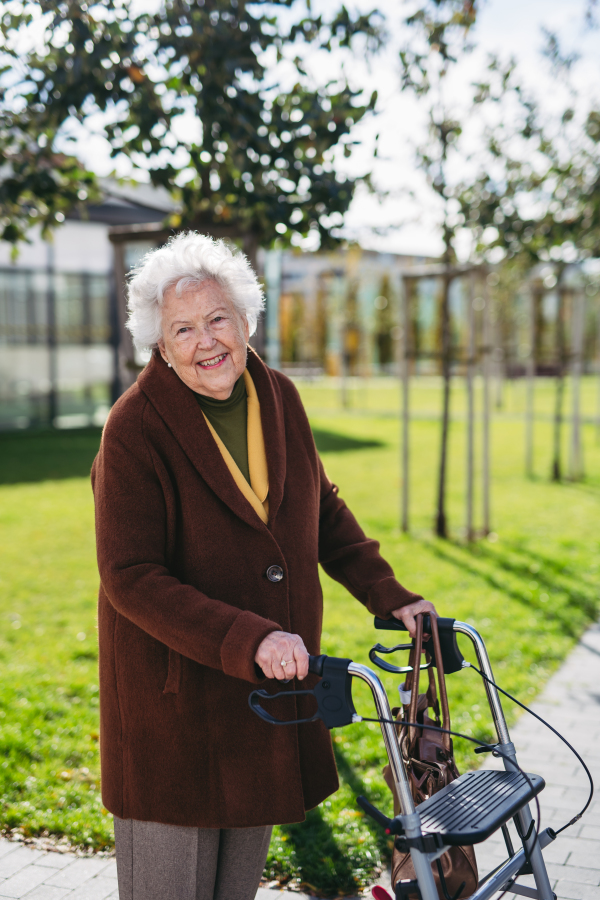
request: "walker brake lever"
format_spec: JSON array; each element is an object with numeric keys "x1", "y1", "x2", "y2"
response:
[
  {"x1": 357, "y1": 795, "x2": 403, "y2": 835},
  {"x1": 369, "y1": 642, "x2": 431, "y2": 675},
  {"x1": 248, "y1": 656, "x2": 357, "y2": 729},
  {"x1": 373, "y1": 616, "x2": 465, "y2": 674}
]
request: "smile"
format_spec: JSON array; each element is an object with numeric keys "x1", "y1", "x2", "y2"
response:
[{"x1": 198, "y1": 353, "x2": 228, "y2": 369}]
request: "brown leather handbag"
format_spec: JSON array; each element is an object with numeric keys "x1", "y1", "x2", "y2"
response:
[{"x1": 383, "y1": 615, "x2": 478, "y2": 900}]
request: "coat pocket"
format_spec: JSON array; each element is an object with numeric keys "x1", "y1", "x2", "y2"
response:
[{"x1": 163, "y1": 647, "x2": 182, "y2": 694}]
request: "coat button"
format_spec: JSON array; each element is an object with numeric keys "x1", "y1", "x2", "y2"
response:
[{"x1": 266, "y1": 565, "x2": 284, "y2": 583}]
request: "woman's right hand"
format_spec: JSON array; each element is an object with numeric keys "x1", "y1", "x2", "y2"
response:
[{"x1": 255, "y1": 631, "x2": 309, "y2": 681}]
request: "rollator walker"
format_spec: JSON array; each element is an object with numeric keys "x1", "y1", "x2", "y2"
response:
[{"x1": 250, "y1": 616, "x2": 561, "y2": 900}]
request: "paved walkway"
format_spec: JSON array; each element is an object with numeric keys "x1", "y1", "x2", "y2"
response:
[
  {"x1": 474, "y1": 619, "x2": 600, "y2": 900},
  {"x1": 0, "y1": 621, "x2": 598, "y2": 899}
]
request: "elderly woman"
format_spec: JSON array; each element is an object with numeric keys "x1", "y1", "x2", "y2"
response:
[{"x1": 92, "y1": 232, "x2": 435, "y2": 900}]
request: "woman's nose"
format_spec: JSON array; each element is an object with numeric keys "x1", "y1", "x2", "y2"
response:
[{"x1": 196, "y1": 325, "x2": 216, "y2": 348}]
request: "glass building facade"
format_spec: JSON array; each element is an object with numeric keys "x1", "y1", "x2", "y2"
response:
[{"x1": 0, "y1": 267, "x2": 116, "y2": 430}]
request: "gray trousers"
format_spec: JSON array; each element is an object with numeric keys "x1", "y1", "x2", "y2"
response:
[{"x1": 114, "y1": 816, "x2": 272, "y2": 900}]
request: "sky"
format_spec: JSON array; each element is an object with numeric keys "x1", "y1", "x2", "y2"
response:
[{"x1": 54, "y1": 0, "x2": 600, "y2": 258}]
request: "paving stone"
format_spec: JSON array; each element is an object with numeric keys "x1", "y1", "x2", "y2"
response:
[
  {"x1": 545, "y1": 864, "x2": 600, "y2": 886},
  {"x1": 63, "y1": 877, "x2": 118, "y2": 900},
  {"x1": 42, "y1": 859, "x2": 109, "y2": 890},
  {"x1": 18, "y1": 888, "x2": 69, "y2": 900},
  {"x1": 30, "y1": 857, "x2": 72, "y2": 871},
  {"x1": 554, "y1": 881, "x2": 600, "y2": 900},
  {"x1": 568, "y1": 853, "x2": 600, "y2": 872},
  {"x1": 546, "y1": 837, "x2": 600, "y2": 856},
  {"x1": 0, "y1": 851, "x2": 43, "y2": 881},
  {"x1": 94, "y1": 860, "x2": 117, "y2": 880},
  {"x1": 0, "y1": 864, "x2": 49, "y2": 898}
]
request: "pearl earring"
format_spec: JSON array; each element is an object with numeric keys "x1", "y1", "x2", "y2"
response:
[{"x1": 168, "y1": 363, "x2": 172, "y2": 368}]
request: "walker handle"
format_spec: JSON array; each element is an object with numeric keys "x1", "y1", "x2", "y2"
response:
[{"x1": 249, "y1": 655, "x2": 356, "y2": 728}]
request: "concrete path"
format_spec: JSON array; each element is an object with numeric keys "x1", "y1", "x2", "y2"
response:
[
  {"x1": 474, "y1": 619, "x2": 600, "y2": 900},
  {"x1": 0, "y1": 620, "x2": 598, "y2": 899}
]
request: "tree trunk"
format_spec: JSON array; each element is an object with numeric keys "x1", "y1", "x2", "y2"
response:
[
  {"x1": 466, "y1": 276, "x2": 475, "y2": 541},
  {"x1": 493, "y1": 298, "x2": 504, "y2": 410},
  {"x1": 551, "y1": 287, "x2": 565, "y2": 482},
  {"x1": 482, "y1": 279, "x2": 492, "y2": 535},
  {"x1": 596, "y1": 297, "x2": 600, "y2": 443},
  {"x1": 264, "y1": 249, "x2": 282, "y2": 369},
  {"x1": 435, "y1": 272, "x2": 452, "y2": 538},
  {"x1": 569, "y1": 289, "x2": 585, "y2": 480},
  {"x1": 401, "y1": 278, "x2": 411, "y2": 533},
  {"x1": 525, "y1": 285, "x2": 536, "y2": 477},
  {"x1": 46, "y1": 241, "x2": 58, "y2": 427}
]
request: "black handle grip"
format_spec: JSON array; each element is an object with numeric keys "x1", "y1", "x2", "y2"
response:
[
  {"x1": 308, "y1": 654, "x2": 327, "y2": 677},
  {"x1": 374, "y1": 615, "x2": 431, "y2": 632}
]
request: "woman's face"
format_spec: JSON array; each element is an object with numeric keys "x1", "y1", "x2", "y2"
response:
[{"x1": 157, "y1": 280, "x2": 249, "y2": 400}]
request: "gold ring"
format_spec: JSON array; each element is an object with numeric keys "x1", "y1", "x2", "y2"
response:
[{"x1": 281, "y1": 659, "x2": 289, "y2": 667}]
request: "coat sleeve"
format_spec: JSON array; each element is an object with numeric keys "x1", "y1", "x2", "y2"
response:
[
  {"x1": 92, "y1": 397, "x2": 281, "y2": 684},
  {"x1": 317, "y1": 457, "x2": 423, "y2": 619}
]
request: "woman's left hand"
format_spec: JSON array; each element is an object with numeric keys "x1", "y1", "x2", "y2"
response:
[{"x1": 391, "y1": 598, "x2": 438, "y2": 638}]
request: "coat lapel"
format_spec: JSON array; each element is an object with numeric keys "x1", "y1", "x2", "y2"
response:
[
  {"x1": 137, "y1": 349, "x2": 287, "y2": 531},
  {"x1": 246, "y1": 348, "x2": 287, "y2": 524}
]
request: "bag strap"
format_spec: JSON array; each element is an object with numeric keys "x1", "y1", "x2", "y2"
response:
[
  {"x1": 407, "y1": 613, "x2": 423, "y2": 746},
  {"x1": 425, "y1": 665, "x2": 439, "y2": 722},
  {"x1": 430, "y1": 614, "x2": 452, "y2": 752}
]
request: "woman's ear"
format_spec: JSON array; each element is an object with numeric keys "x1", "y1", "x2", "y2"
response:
[
  {"x1": 156, "y1": 337, "x2": 169, "y2": 365},
  {"x1": 242, "y1": 316, "x2": 250, "y2": 343}
]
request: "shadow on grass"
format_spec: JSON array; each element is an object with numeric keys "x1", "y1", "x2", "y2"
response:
[
  {"x1": 0, "y1": 425, "x2": 381, "y2": 485},
  {"x1": 274, "y1": 747, "x2": 389, "y2": 896},
  {"x1": 277, "y1": 806, "x2": 358, "y2": 896},
  {"x1": 0, "y1": 428, "x2": 103, "y2": 485},
  {"x1": 311, "y1": 428, "x2": 384, "y2": 453},
  {"x1": 492, "y1": 539, "x2": 596, "y2": 584},
  {"x1": 420, "y1": 538, "x2": 598, "y2": 638}
]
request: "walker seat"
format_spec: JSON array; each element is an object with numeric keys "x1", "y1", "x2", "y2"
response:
[{"x1": 414, "y1": 768, "x2": 545, "y2": 846}]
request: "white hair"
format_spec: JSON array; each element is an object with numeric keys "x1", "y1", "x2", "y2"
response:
[{"x1": 126, "y1": 232, "x2": 265, "y2": 350}]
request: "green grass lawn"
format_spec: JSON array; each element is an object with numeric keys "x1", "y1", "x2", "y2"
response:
[{"x1": 0, "y1": 377, "x2": 599, "y2": 895}]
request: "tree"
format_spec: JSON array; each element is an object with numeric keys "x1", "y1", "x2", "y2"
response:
[
  {"x1": 0, "y1": 0, "x2": 381, "y2": 248},
  {"x1": 458, "y1": 44, "x2": 600, "y2": 481},
  {"x1": 398, "y1": 0, "x2": 478, "y2": 538},
  {"x1": 374, "y1": 274, "x2": 394, "y2": 368}
]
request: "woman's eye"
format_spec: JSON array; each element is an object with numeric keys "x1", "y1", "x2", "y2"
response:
[
  {"x1": 212, "y1": 316, "x2": 224, "y2": 323},
  {"x1": 177, "y1": 327, "x2": 191, "y2": 334}
]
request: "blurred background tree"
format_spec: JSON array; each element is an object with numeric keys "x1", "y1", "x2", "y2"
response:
[
  {"x1": 397, "y1": 0, "x2": 478, "y2": 538},
  {"x1": 459, "y1": 40, "x2": 600, "y2": 481},
  {"x1": 0, "y1": 0, "x2": 382, "y2": 248}
]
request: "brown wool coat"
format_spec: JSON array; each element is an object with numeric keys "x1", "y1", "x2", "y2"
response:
[{"x1": 91, "y1": 348, "x2": 423, "y2": 828}]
